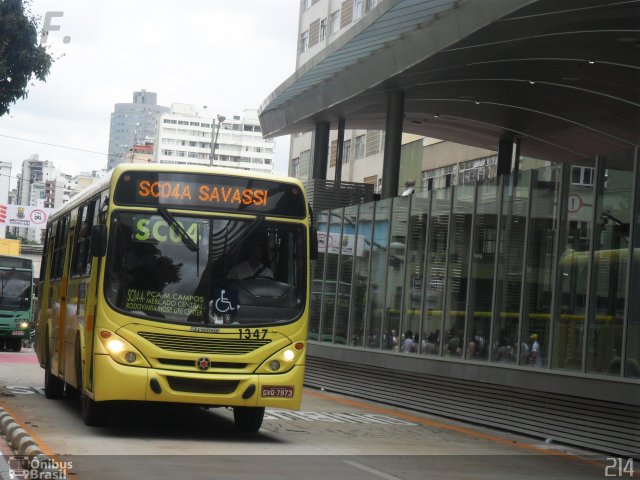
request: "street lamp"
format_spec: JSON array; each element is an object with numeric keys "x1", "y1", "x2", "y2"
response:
[{"x1": 209, "y1": 114, "x2": 226, "y2": 166}]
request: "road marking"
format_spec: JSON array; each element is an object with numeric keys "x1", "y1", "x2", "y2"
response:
[
  {"x1": 265, "y1": 410, "x2": 417, "y2": 425},
  {"x1": 0, "y1": 353, "x2": 39, "y2": 364},
  {"x1": 305, "y1": 388, "x2": 605, "y2": 470},
  {"x1": 3, "y1": 386, "x2": 44, "y2": 395},
  {"x1": 344, "y1": 460, "x2": 402, "y2": 480}
]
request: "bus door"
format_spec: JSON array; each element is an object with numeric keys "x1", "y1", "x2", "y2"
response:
[
  {"x1": 66, "y1": 196, "x2": 101, "y2": 391},
  {"x1": 48, "y1": 215, "x2": 71, "y2": 374},
  {"x1": 59, "y1": 213, "x2": 84, "y2": 385}
]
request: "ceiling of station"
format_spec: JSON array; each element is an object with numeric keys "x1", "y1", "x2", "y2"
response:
[{"x1": 259, "y1": 0, "x2": 640, "y2": 165}]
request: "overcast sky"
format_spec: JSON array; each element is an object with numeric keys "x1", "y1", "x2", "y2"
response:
[{"x1": 0, "y1": 0, "x2": 300, "y2": 189}]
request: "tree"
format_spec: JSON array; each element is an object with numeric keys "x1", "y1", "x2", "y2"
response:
[{"x1": 0, "y1": 0, "x2": 53, "y2": 117}]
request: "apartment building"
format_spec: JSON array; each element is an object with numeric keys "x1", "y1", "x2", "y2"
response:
[{"x1": 155, "y1": 104, "x2": 274, "y2": 174}]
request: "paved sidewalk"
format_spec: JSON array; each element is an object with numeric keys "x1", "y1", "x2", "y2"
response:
[{"x1": 0, "y1": 435, "x2": 15, "y2": 480}]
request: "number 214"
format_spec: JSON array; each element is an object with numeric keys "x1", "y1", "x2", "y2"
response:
[{"x1": 605, "y1": 458, "x2": 634, "y2": 477}]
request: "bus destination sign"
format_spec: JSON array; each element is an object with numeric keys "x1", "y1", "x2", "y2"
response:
[{"x1": 114, "y1": 171, "x2": 306, "y2": 218}]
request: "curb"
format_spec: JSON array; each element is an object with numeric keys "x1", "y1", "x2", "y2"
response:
[
  {"x1": 0, "y1": 408, "x2": 43, "y2": 457},
  {"x1": 0, "y1": 406, "x2": 67, "y2": 477}
]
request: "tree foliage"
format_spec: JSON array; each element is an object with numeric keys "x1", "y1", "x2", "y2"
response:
[{"x1": 0, "y1": 0, "x2": 53, "y2": 117}]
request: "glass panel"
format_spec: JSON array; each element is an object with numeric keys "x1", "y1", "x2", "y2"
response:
[
  {"x1": 402, "y1": 192, "x2": 430, "y2": 354},
  {"x1": 444, "y1": 184, "x2": 475, "y2": 358},
  {"x1": 319, "y1": 208, "x2": 343, "y2": 342},
  {"x1": 0, "y1": 270, "x2": 32, "y2": 310},
  {"x1": 521, "y1": 165, "x2": 561, "y2": 367},
  {"x1": 423, "y1": 188, "x2": 451, "y2": 356},
  {"x1": 310, "y1": 211, "x2": 329, "y2": 340},
  {"x1": 466, "y1": 178, "x2": 499, "y2": 361},
  {"x1": 493, "y1": 171, "x2": 530, "y2": 364},
  {"x1": 335, "y1": 205, "x2": 358, "y2": 345},
  {"x1": 384, "y1": 197, "x2": 409, "y2": 351},
  {"x1": 349, "y1": 203, "x2": 374, "y2": 347},
  {"x1": 587, "y1": 153, "x2": 633, "y2": 375},
  {"x1": 366, "y1": 199, "x2": 391, "y2": 349},
  {"x1": 627, "y1": 153, "x2": 640, "y2": 378},
  {"x1": 553, "y1": 160, "x2": 595, "y2": 371}
]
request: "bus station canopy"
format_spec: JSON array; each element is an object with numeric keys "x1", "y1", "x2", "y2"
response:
[{"x1": 258, "y1": 0, "x2": 640, "y2": 165}]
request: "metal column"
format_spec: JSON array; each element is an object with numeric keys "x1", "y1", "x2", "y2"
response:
[
  {"x1": 312, "y1": 121, "x2": 330, "y2": 180},
  {"x1": 335, "y1": 118, "x2": 345, "y2": 184},
  {"x1": 381, "y1": 91, "x2": 404, "y2": 199}
]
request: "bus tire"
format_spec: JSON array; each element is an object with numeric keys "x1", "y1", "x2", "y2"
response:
[
  {"x1": 233, "y1": 406, "x2": 265, "y2": 432},
  {"x1": 78, "y1": 355, "x2": 108, "y2": 426},
  {"x1": 44, "y1": 343, "x2": 64, "y2": 399},
  {"x1": 81, "y1": 394, "x2": 108, "y2": 427},
  {"x1": 65, "y1": 339, "x2": 82, "y2": 400}
]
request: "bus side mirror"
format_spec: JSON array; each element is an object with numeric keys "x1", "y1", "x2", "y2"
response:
[
  {"x1": 90, "y1": 225, "x2": 108, "y2": 258},
  {"x1": 308, "y1": 204, "x2": 318, "y2": 261}
]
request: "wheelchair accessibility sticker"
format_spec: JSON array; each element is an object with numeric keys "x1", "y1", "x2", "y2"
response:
[{"x1": 209, "y1": 288, "x2": 239, "y2": 324}]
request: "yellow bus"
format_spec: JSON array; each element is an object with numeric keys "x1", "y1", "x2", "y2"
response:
[{"x1": 35, "y1": 164, "x2": 315, "y2": 431}]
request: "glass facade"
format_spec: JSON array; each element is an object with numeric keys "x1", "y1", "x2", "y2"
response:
[{"x1": 313, "y1": 150, "x2": 640, "y2": 380}]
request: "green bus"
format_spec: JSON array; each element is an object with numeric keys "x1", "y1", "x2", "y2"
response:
[{"x1": 0, "y1": 255, "x2": 34, "y2": 352}]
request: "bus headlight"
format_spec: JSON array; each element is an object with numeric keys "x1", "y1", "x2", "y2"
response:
[
  {"x1": 19, "y1": 322, "x2": 29, "y2": 329},
  {"x1": 106, "y1": 339, "x2": 126, "y2": 354},
  {"x1": 98, "y1": 330, "x2": 150, "y2": 367},
  {"x1": 257, "y1": 344, "x2": 304, "y2": 374}
]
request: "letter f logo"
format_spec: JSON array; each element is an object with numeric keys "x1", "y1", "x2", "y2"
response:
[{"x1": 41, "y1": 11, "x2": 66, "y2": 45}]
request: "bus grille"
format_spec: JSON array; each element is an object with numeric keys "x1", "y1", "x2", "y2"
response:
[
  {"x1": 167, "y1": 377, "x2": 238, "y2": 394},
  {"x1": 138, "y1": 332, "x2": 271, "y2": 355}
]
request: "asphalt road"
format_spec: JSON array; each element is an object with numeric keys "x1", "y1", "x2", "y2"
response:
[{"x1": 0, "y1": 348, "x2": 620, "y2": 480}]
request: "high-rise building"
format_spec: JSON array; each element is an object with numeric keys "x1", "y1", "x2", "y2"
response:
[
  {"x1": 14, "y1": 155, "x2": 59, "y2": 242},
  {"x1": 290, "y1": 0, "x2": 385, "y2": 186},
  {"x1": 107, "y1": 90, "x2": 169, "y2": 170},
  {"x1": 155, "y1": 104, "x2": 274, "y2": 174}
]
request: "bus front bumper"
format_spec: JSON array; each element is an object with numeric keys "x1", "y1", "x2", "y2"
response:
[{"x1": 92, "y1": 354, "x2": 303, "y2": 410}]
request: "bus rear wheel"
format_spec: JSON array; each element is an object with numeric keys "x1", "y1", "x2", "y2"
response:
[
  {"x1": 44, "y1": 346, "x2": 64, "y2": 399},
  {"x1": 233, "y1": 406, "x2": 265, "y2": 432}
]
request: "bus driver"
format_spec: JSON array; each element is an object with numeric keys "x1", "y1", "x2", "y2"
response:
[{"x1": 227, "y1": 241, "x2": 274, "y2": 280}]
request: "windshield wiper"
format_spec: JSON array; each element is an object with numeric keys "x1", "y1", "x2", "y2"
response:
[
  {"x1": 157, "y1": 207, "x2": 199, "y2": 252},
  {"x1": 229, "y1": 214, "x2": 265, "y2": 256}
]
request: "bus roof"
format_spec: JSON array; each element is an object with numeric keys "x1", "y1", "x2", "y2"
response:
[{"x1": 0, "y1": 255, "x2": 33, "y2": 270}]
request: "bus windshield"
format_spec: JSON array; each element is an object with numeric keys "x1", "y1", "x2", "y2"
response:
[
  {"x1": 0, "y1": 269, "x2": 32, "y2": 310},
  {"x1": 105, "y1": 212, "x2": 306, "y2": 327}
]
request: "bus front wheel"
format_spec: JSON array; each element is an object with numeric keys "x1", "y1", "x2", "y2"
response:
[
  {"x1": 81, "y1": 395, "x2": 108, "y2": 427},
  {"x1": 233, "y1": 406, "x2": 265, "y2": 432}
]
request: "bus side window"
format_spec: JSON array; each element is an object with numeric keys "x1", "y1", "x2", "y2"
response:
[
  {"x1": 71, "y1": 198, "x2": 97, "y2": 277},
  {"x1": 40, "y1": 225, "x2": 52, "y2": 282},
  {"x1": 53, "y1": 216, "x2": 69, "y2": 280},
  {"x1": 51, "y1": 219, "x2": 65, "y2": 280}
]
